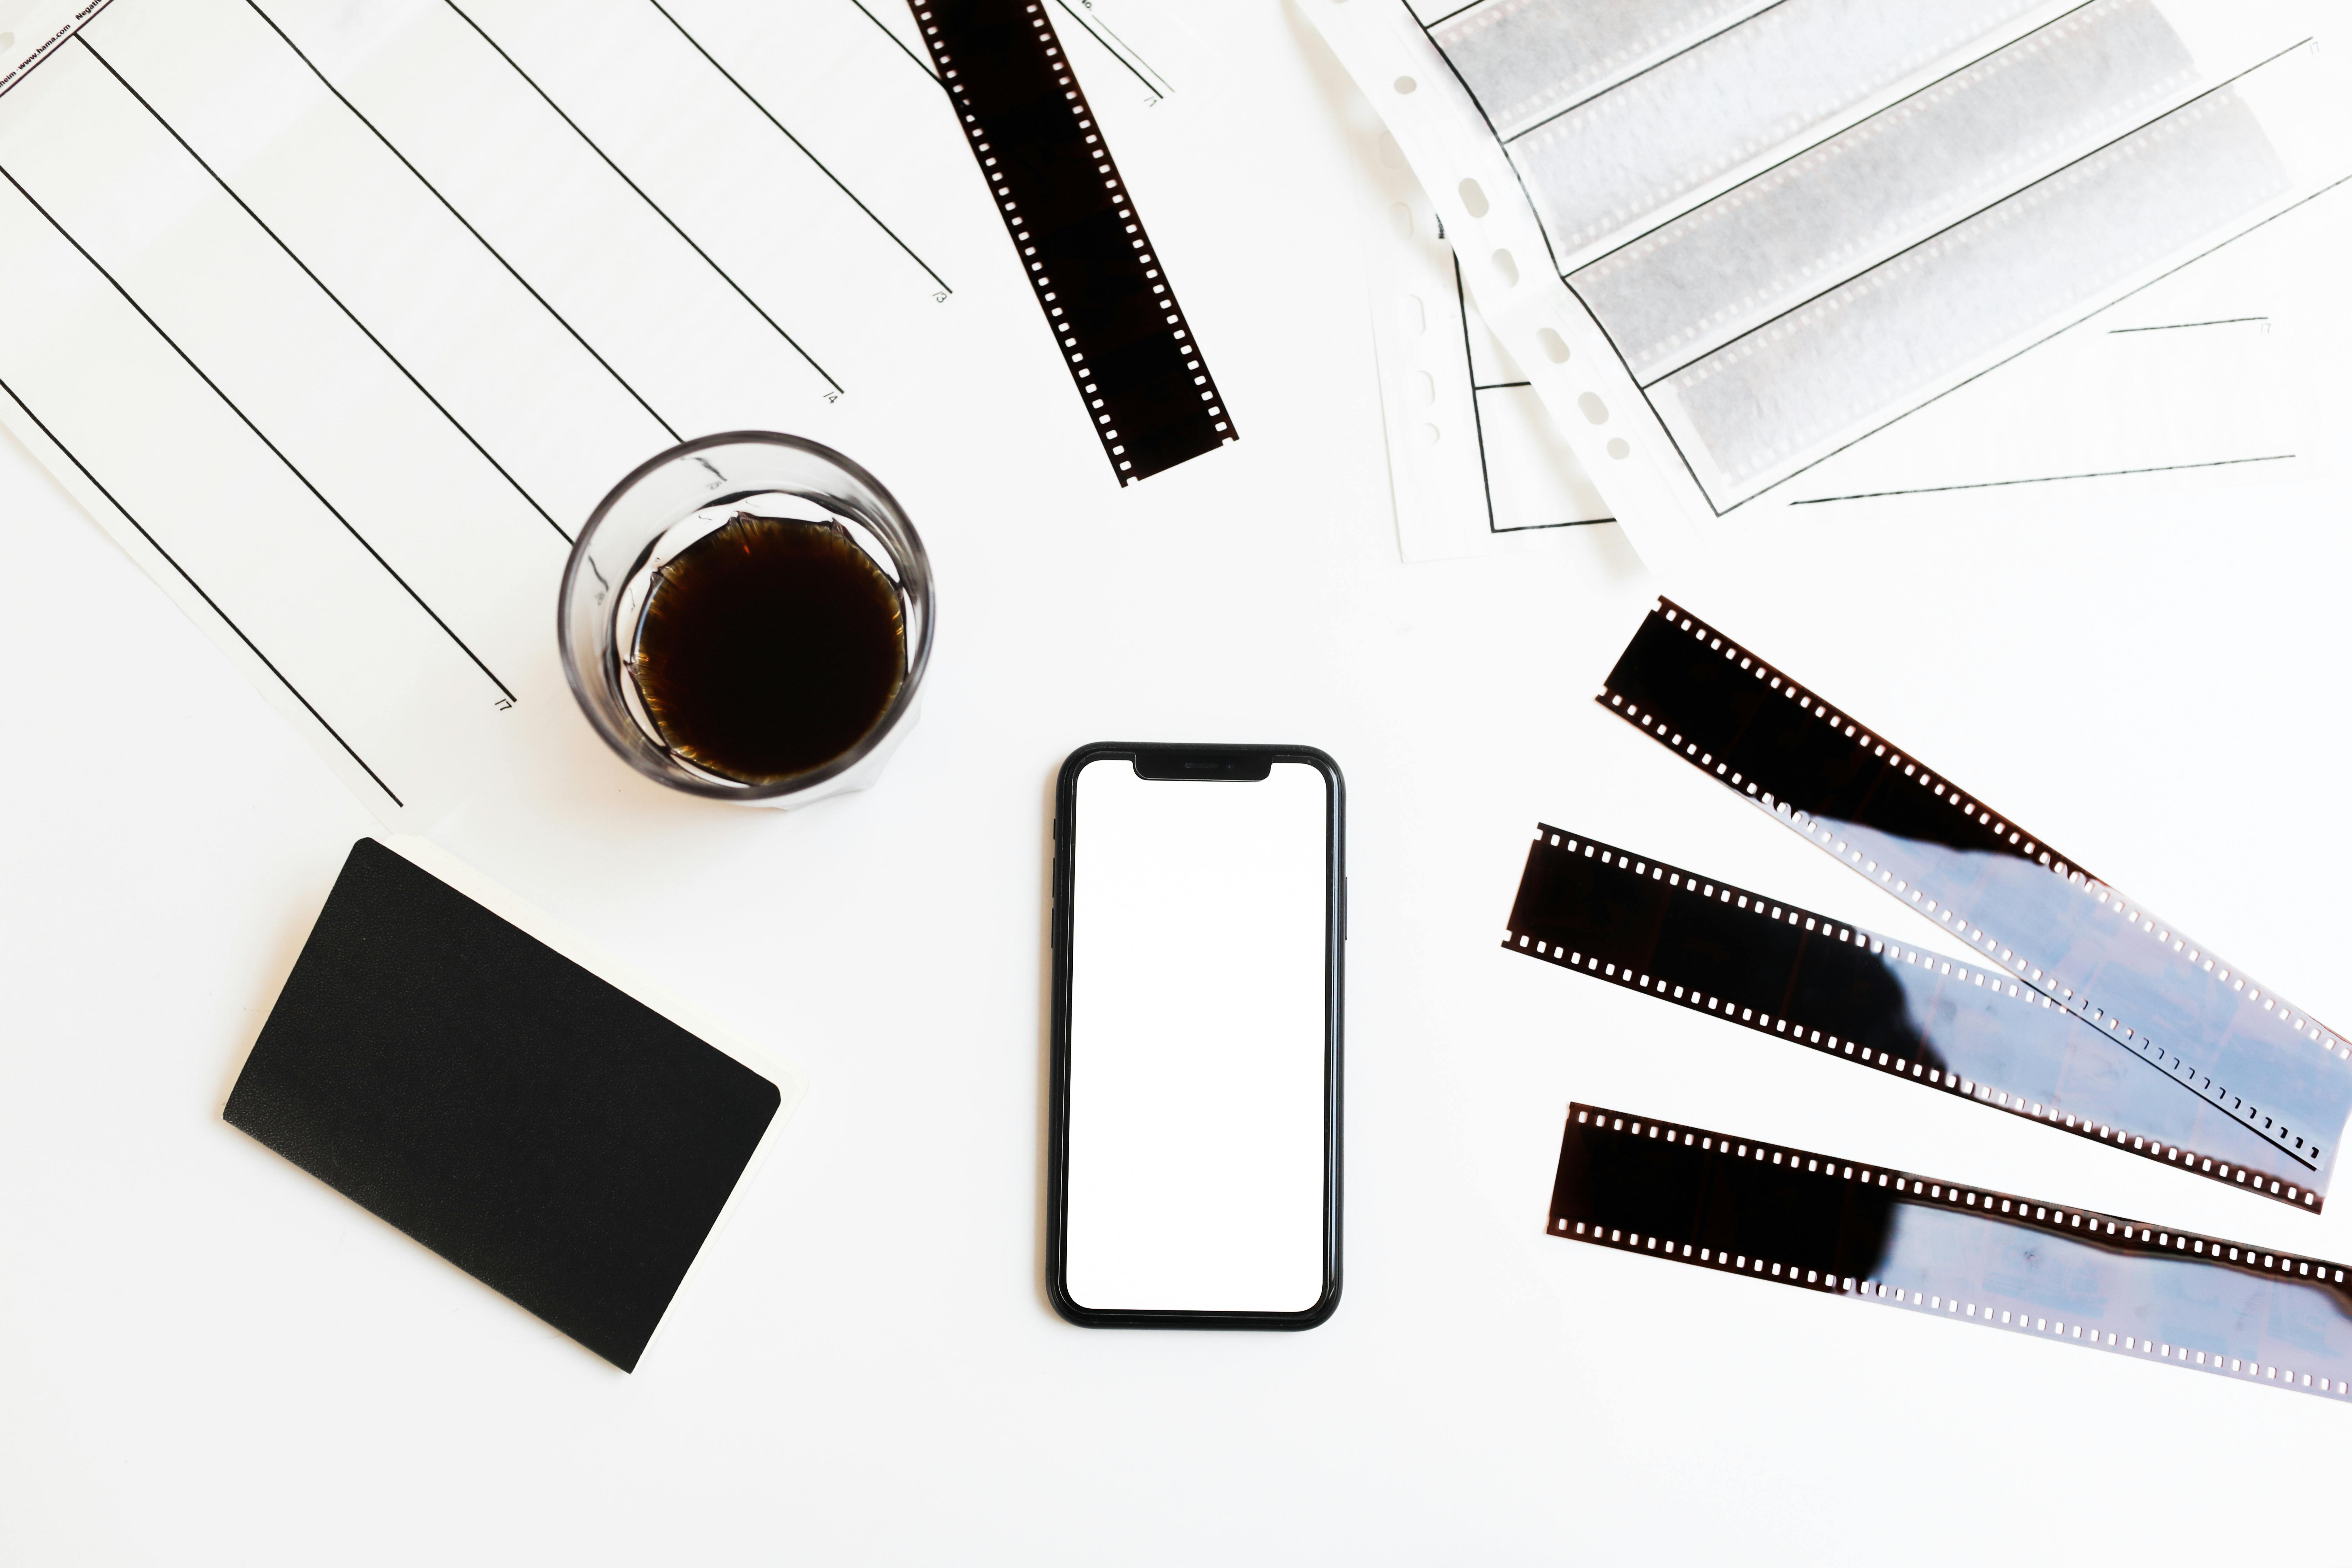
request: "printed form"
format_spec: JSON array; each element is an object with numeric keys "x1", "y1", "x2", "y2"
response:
[{"x1": 0, "y1": 0, "x2": 1203, "y2": 821}]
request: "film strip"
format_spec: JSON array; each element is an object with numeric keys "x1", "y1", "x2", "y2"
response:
[
  {"x1": 1598, "y1": 598, "x2": 2352, "y2": 1206},
  {"x1": 1552, "y1": 1104, "x2": 2352, "y2": 1403},
  {"x1": 911, "y1": 0, "x2": 1235, "y2": 484},
  {"x1": 1506, "y1": 827, "x2": 2320, "y2": 1207}
]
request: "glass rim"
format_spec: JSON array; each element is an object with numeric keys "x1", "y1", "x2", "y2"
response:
[{"x1": 558, "y1": 430, "x2": 936, "y2": 802}]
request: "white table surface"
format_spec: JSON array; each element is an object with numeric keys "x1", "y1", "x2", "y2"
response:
[{"x1": 7, "y1": 4, "x2": 2352, "y2": 1561}]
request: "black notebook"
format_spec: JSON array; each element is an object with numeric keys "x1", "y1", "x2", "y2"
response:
[{"x1": 225, "y1": 838, "x2": 796, "y2": 1371}]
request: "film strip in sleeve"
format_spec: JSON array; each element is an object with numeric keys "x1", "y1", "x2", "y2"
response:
[
  {"x1": 1551, "y1": 1103, "x2": 2352, "y2": 1403},
  {"x1": 1505, "y1": 826, "x2": 2323, "y2": 1208},
  {"x1": 910, "y1": 0, "x2": 1235, "y2": 484},
  {"x1": 1597, "y1": 598, "x2": 2352, "y2": 1207}
]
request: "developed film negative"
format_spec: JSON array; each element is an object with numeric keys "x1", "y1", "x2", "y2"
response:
[
  {"x1": 1598, "y1": 598, "x2": 2352, "y2": 1208},
  {"x1": 1551, "y1": 1103, "x2": 2352, "y2": 1403},
  {"x1": 910, "y1": 0, "x2": 1235, "y2": 483},
  {"x1": 1506, "y1": 827, "x2": 2321, "y2": 1206}
]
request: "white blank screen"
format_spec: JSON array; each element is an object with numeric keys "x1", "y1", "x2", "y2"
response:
[{"x1": 1064, "y1": 758, "x2": 1331, "y2": 1312}]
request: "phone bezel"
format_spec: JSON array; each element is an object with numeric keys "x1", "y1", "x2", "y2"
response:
[{"x1": 1046, "y1": 741, "x2": 1345, "y2": 1330}]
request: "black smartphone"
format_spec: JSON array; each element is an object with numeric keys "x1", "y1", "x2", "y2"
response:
[{"x1": 1046, "y1": 743, "x2": 1344, "y2": 1330}]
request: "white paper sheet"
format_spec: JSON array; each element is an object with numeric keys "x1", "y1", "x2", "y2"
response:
[
  {"x1": 0, "y1": 0, "x2": 1212, "y2": 822},
  {"x1": 1311, "y1": 0, "x2": 2352, "y2": 576}
]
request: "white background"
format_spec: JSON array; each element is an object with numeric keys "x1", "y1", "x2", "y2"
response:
[{"x1": 5, "y1": 1, "x2": 2352, "y2": 1562}]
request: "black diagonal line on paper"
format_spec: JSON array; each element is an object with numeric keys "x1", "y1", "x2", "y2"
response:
[
  {"x1": 644, "y1": 0, "x2": 951, "y2": 294},
  {"x1": 1728, "y1": 168, "x2": 2350, "y2": 513},
  {"x1": 441, "y1": 0, "x2": 843, "y2": 395},
  {"x1": 0, "y1": 0, "x2": 121, "y2": 104},
  {"x1": 1790, "y1": 454, "x2": 2294, "y2": 504},
  {"x1": 76, "y1": 33, "x2": 574, "y2": 544},
  {"x1": 1452, "y1": 251, "x2": 1498, "y2": 533},
  {"x1": 0, "y1": 377, "x2": 405, "y2": 807},
  {"x1": 0, "y1": 159, "x2": 517, "y2": 703},
  {"x1": 241, "y1": 0, "x2": 681, "y2": 444},
  {"x1": 1499, "y1": 0, "x2": 1800, "y2": 146},
  {"x1": 2108, "y1": 316, "x2": 2267, "y2": 334},
  {"x1": 849, "y1": 0, "x2": 938, "y2": 79},
  {"x1": 1049, "y1": 0, "x2": 1165, "y2": 99}
]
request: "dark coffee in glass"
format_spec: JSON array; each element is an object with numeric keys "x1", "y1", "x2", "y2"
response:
[
  {"x1": 629, "y1": 513, "x2": 907, "y2": 785},
  {"x1": 558, "y1": 433, "x2": 933, "y2": 808}
]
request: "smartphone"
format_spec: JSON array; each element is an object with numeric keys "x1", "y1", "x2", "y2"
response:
[{"x1": 1047, "y1": 743, "x2": 1344, "y2": 1330}]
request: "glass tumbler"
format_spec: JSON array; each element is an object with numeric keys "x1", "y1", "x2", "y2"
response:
[{"x1": 558, "y1": 432, "x2": 934, "y2": 807}]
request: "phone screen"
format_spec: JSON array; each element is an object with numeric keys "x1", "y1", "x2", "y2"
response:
[{"x1": 1056, "y1": 750, "x2": 1339, "y2": 1321}]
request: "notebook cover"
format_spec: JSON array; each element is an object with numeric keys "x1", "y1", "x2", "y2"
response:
[{"x1": 224, "y1": 838, "x2": 784, "y2": 1371}]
